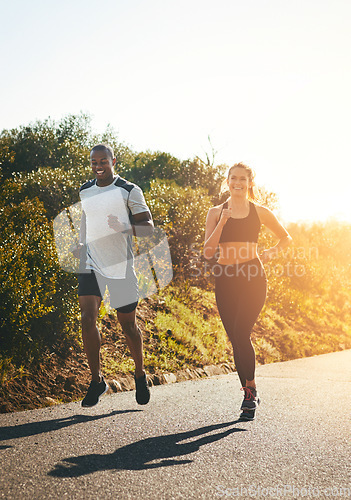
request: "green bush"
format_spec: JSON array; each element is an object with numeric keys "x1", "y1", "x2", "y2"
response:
[
  {"x1": 0, "y1": 198, "x2": 79, "y2": 366},
  {"x1": 145, "y1": 179, "x2": 213, "y2": 271},
  {"x1": 0, "y1": 165, "x2": 92, "y2": 221}
]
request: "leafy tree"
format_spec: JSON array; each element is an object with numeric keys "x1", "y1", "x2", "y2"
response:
[
  {"x1": 122, "y1": 151, "x2": 183, "y2": 191},
  {"x1": 178, "y1": 157, "x2": 226, "y2": 198},
  {"x1": 0, "y1": 115, "x2": 137, "y2": 220},
  {"x1": 121, "y1": 151, "x2": 225, "y2": 197},
  {"x1": 0, "y1": 113, "x2": 135, "y2": 182},
  {"x1": 0, "y1": 114, "x2": 91, "y2": 179}
]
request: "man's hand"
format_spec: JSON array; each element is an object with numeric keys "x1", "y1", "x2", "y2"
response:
[
  {"x1": 108, "y1": 214, "x2": 130, "y2": 233},
  {"x1": 71, "y1": 242, "x2": 84, "y2": 258}
]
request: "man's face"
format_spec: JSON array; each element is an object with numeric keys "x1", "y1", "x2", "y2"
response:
[{"x1": 90, "y1": 149, "x2": 116, "y2": 186}]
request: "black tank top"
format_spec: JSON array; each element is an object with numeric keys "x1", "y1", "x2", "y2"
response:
[{"x1": 219, "y1": 201, "x2": 261, "y2": 243}]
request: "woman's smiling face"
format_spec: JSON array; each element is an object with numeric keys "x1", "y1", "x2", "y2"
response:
[{"x1": 227, "y1": 166, "x2": 252, "y2": 197}]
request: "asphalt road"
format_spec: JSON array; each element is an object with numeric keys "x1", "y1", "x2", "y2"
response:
[{"x1": 1, "y1": 350, "x2": 350, "y2": 499}]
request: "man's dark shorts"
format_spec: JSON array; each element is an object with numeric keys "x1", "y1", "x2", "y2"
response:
[{"x1": 78, "y1": 268, "x2": 139, "y2": 313}]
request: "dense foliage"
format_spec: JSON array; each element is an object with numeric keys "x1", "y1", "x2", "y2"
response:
[
  {"x1": 1, "y1": 112, "x2": 351, "y2": 386},
  {"x1": 0, "y1": 198, "x2": 79, "y2": 366},
  {"x1": 0, "y1": 114, "x2": 222, "y2": 369}
]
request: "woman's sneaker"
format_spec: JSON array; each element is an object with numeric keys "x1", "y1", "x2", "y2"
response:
[
  {"x1": 240, "y1": 386, "x2": 260, "y2": 411},
  {"x1": 82, "y1": 377, "x2": 109, "y2": 407},
  {"x1": 239, "y1": 409, "x2": 256, "y2": 421}
]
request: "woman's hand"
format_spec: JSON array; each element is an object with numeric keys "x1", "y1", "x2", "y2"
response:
[
  {"x1": 219, "y1": 207, "x2": 232, "y2": 224},
  {"x1": 260, "y1": 247, "x2": 279, "y2": 263}
]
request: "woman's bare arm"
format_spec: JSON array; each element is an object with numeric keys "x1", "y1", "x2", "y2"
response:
[
  {"x1": 203, "y1": 205, "x2": 231, "y2": 260},
  {"x1": 257, "y1": 206, "x2": 292, "y2": 261}
]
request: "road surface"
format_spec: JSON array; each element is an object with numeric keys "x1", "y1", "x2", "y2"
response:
[{"x1": 1, "y1": 350, "x2": 350, "y2": 499}]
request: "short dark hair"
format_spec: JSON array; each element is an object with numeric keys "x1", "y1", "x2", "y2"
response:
[{"x1": 90, "y1": 143, "x2": 114, "y2": 160}]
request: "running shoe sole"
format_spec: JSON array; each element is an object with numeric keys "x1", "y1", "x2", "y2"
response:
[{"x1": 239, "y1": 410, "x2": 255, "y2": 421}]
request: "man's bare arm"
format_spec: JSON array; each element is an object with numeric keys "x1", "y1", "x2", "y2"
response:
[{"x1": 108, "y1": 211, "x2": 154, "y2": 237}]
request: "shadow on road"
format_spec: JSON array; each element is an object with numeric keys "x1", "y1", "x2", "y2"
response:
[
  {"x1": 0, "y1": 410, "x2": 139, "y2": 442},
  {"x1": 49, "y1": 420, "x2": 246, "y2": 476}
]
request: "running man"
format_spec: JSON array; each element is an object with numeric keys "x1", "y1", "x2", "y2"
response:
[{"x1": 75, "y1": 144, "x2": 154, "y2": 407}]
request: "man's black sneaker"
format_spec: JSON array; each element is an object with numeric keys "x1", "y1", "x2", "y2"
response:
[
  {"x1": 239, "y1": 409, "x2": 256, "y2": 421},
  {"x1": 135, "y1": 373, "x2": 150, "y2": 405},
  {"x1": 82, "y1": 377, "x2": 108, "y2": 407},
  {"x1": 240, "y1": 386, "x2": 260, "y2": 411}
]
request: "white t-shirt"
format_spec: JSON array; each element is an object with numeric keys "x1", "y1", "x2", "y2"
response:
[{"x1": 79, "y1": 175, "x2": 150, "y2": 279}]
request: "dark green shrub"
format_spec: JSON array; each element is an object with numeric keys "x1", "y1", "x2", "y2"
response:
[{"x1": 0, "y1": 198, "x2": 79, "y2": 365}]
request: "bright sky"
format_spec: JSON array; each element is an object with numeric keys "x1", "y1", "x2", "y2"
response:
[{"x1": 1, "y1": 0, "x2": 351, "y2": 223}]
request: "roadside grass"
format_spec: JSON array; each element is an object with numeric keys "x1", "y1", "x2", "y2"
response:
[
  {"x1": 254, "y1": 303, "x2": 351, "y2": 364},
  {"x1": 100, "y1": 280, "x2": 351, "y2": 380},
  {"x1": 0, "y1": 357, "x2": 29, "y2": 385},
  {"x1": 2, "y1": 279, "x2": 351, "y2": 413},
  {"x1": 148, "y1": 294, "x2": 231, "y2": 370},
  {"x1": 100, "y1": 285, "x2": 233, "y2": 376}
]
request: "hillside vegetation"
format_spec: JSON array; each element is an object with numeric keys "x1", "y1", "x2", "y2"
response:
[{"x1": 1, "y1": 113, "x2": 351, "y2": 412}]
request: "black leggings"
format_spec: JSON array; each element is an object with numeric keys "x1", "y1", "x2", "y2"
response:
[{"x1": 214, "y1": 258, "x2": 267, "y2": 387}]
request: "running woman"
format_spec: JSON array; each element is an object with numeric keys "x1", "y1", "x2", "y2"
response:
[
  {"x1": 75, "y1": 144, "x2": 154, "y2": 407},
  {"x1": 204, "y1": 163, "x2": 292, "y2": 420}
]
